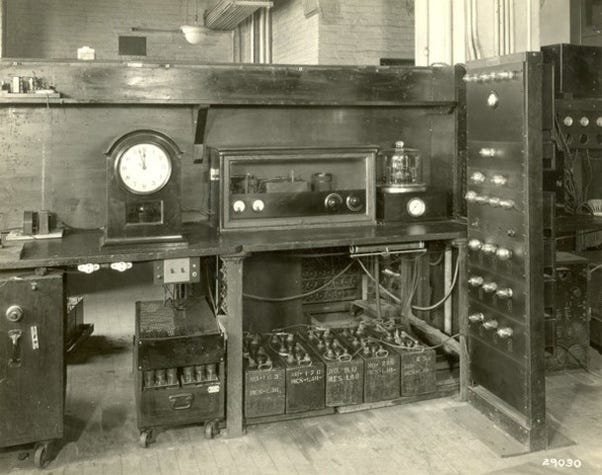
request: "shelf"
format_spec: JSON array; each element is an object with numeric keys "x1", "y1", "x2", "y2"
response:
[
  {"x1": 0, "y1": 92, "x2": 62, "y2": 104},
  {"x1": 205, "y1": 0, "x2": 273, "y2": 30}
]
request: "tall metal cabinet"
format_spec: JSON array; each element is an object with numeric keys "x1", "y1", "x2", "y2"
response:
[
  {"x1": 0, "y1": 271, "x2": 65, "y2": 467},
  {"x1": 464, "y1": 52, "x2": 546, "y2": 451}
]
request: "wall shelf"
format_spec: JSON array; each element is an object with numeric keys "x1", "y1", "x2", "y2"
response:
[{"x1": 205, "y1": 0, "x2": 273, "y2": 30}]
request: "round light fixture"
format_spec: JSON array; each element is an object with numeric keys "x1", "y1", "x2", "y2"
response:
[{"x1": 181, "y1": 25, "x2": 203, "y2": 44}]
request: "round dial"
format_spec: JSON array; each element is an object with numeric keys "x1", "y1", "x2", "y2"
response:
[
  {"x1": 117, "y1": 143, "x2": 172, "y2": 195},
  {"x1": 407, "y1": 197, "x2": 426, "y2": 217}
]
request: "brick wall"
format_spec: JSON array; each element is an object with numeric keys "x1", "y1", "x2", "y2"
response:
[
  {"x1": 270, "y1": 0, "x2": 413, "y2": 65},
  {"x1": 272, "y1": 0, "x2": 319, "y2": 64},
  {"x1": 4, "y1": 0, "x2": 233, "y2": 62},
  {"x1": 318, "y1": 0, "x2": 414, "y2": 65}
]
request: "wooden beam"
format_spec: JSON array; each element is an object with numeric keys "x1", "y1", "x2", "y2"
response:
[
  {"x1": 0, "y1": 60, "x2": 458, "y2": 106},
  {"x1": 220, "y1": 253, "x2": 247, "y2": 438}
]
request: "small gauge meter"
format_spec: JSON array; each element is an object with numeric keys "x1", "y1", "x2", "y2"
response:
[{"x1": 407, "y1": 197, "x2": 426, "y2": 217}]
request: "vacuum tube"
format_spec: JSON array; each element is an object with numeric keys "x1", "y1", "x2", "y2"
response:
[{"x1": 379, "y1": 141, "x2": 426, "y2": 193}]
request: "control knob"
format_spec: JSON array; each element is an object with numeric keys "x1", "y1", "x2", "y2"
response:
[
  {"x1": 479, "y1": 148, "x2": 496, "y2": 157},
  {"x1": 499, "y1": 199, "x2": 515, "y2": 210},
  {"x1": 346, "y1": 195, "x2": 363, "y2": 212},
  {"x1": 468, "y1": 239, "x2": 482, "y2": 251},
  {"x1": 465, "y1": 191, "x2": 478, "y2": 203},
  {"x1": 470, "y1": 171, "x2": 486, "y2": 184},
  {"x1": 482, "y1": 282, "x2": 498, "y2": 293},
  {"x1": 482, "y1": 320, "x2": 499, "y2": 330},
  {"x1": 491, "y1": 174, "x2": 508, "y2": 186},
  {"x1": 488, "y1": 197, "x2": 501, "y2": 207},
  {"x1": 495, "y1": 287, "x2": 513, "y2": 299},
  {"x1": 496, "y1": 247, "x2": 512, "y2": 261},
  {"x1": 496, "y1": 327, "x2": 514, "y2": 339},
  {"x1": 324, "y1": 193, "x2": 343, "y2": 211},
  {"x1": 474, "y1": 195, "x2": 489, "y2": 205},
  {"x1": 481, "y1": 243, "x2": 498, "y2": 255},
  {"x1": 468, "y1": 276, "x2": 484, "y2": 287},
  {"x1": 468, "y1": 312, "x2": 484, "y2": 323},
  {"x1": 5, "y1": 305, "x2": 24, "y2": 322}
]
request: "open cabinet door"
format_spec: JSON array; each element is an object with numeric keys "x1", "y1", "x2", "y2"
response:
[{"x1": 464, "y1": 52, "x2": 546, "y2": 451}]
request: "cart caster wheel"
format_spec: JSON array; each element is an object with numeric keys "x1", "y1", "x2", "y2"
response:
[
  {"x1": 34, "y1": 443, "x2": 50, "y2": 469},
  {"x1": 139, "y1": 430, "x2": 153, "y2": 448},
  {"x1": 204, "y1": 421, "x2": 217, "y2": 439}
]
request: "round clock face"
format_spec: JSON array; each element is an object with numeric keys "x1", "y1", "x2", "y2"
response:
[
  {"x1": 117, "y1": 143, "x2": 172, "y2": 195},
  {"x1": 407, "y1": 197, "x2": 426, "y2": 217}
]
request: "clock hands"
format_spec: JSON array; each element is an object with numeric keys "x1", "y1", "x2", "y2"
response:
[{"x1": 138, "y1": 147, "x2": 147, "y2": 170}]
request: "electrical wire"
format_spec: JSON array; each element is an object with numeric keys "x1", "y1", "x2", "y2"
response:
[
  {"x1": 355, "y1": 258, "x2": 402, "y2": 304},
  {"x1": 555, "y1": 227, "x2": 602, "y2": 241},
  {"x1": 205, "y1": 263, "x2": 219, "y2": 316},
  {"x1": 412, "y1": 255, "x2": 460, "y2": 312},
  {"x1": 590, "y1": 264, "x2": 602, "y2": 274},
  {"x1": 243, "y1": 261, "x2": 355, "y2": 302}
]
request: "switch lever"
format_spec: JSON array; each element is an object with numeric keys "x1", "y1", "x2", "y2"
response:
[{"x1": 8, "y1": 329, "x2": 22, "y2": 366}]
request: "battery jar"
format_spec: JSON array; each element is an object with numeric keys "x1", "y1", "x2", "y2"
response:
[{"x1": 379, "y1": 141, "x2": 426, "y2": 193}]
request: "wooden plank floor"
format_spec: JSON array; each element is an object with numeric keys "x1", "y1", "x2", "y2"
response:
[{"x1": 1, "y1": 280, "x2": 602, "y2": 474}]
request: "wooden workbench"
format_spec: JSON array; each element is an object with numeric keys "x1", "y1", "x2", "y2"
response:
[{"x1": 0, "y1": 220, "x2": 466, "y2": 437}]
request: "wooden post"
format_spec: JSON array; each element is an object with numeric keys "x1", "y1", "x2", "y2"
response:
[
  {"x1": 453, "y1": 238, "x2": 468, "y2": 401},
  {"x1": 220, "y1": 252, "x2": 247, "y2": 438}
]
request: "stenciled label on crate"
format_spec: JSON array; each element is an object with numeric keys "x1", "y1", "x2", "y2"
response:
[
  {"x1": 366, "y1": 357, "x2": 398, "y2": 375},
  {"x1": 326, "y1": 365, "x2": 362, "y2": 383},
  {"x1": 289, "y1": 367, "x2": 323, "y2": 384}
]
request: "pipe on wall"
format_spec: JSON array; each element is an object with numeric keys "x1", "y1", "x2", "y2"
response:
[
  {"x1": 503, "y1": 0, "x2": 510, "y2": 54},
  {"x1": 470, "y1": 0, "x2": 480, "y2": 60},
  {"x1": 494, "y1": 0, "x2": 500, "y2": 56},
  {"x1": 265, "y1": 7, "x2": 272, "y2": 64},
  {"x1": 258, "y1": 9, "x2": 265, "y2": 63},
  {"x1": 508, "y1": 0, "x2": 514, "y2": 53}
]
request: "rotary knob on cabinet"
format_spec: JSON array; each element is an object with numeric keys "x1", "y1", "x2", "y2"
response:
[
  {"x1": 465, "y1": 191, "x2": 478, "y2": 203},
  {"x1": 496, "y1": 70, "x2": 515, "y2": 80},
  {"x1": 495, "y1": 287, "x2": 513, "y2": 299},
  {"x1": 491, "y1": 174, "x2": 508, "y2": 186},
  {"x1": 475, "y1": 195, "x2": 489, "y2": 205},
  {"x1": 5, "y1": 305, "x2": 24, "y2": 322},
  {"x1": 468, "y1": 239, "x2": 483, "y2": 251},
  {"x1": 470, "y1": 171, "x2": 486, "y2": 184},
  {"x1": 496, "y1": 327, "x2": 514, "y2": 339},
  {"x1": 468, "y1": 312, "x2": 485, "y2": 323},
  {"x1": 483, "y1": 320, "x2": 499, "y2": 330},
  {"x1": 481, "y1": 243, "x2": 498, "y2": 255},
  {"x1": 479, "y1": 148, "x2": 496, "y2": 157},
  {"x1": 488, "y1": 197, "x2": 501, "y2": 207},
  {"x1": 482, "y1": 282, "x2": 498, "y2": 293},
  {"x1": 496, "y1": 248, "x2": 512, "y2": 261},
  {"x1": 499, "y1": 199, "x2": 515, "y2": 210},
  {"x1": 468, "y1": 276, "x2": 484, "y2": 287}
]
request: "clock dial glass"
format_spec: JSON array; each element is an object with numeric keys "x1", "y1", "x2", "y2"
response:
[
  {"x1": 407, "y1": 197, "x2": 426, "y2": 217},
  {"x1": 118, "y1": 143, "x2": 172, "y2": 195}
]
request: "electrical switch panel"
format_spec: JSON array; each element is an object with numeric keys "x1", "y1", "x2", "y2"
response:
[{"x1": 464, "y1": 53, "x2": 546, "y2": 451}]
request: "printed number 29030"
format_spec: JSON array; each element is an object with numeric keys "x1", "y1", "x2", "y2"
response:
[{"x1": 542, "y1": 458, "x2": 582, "y2": 468}]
